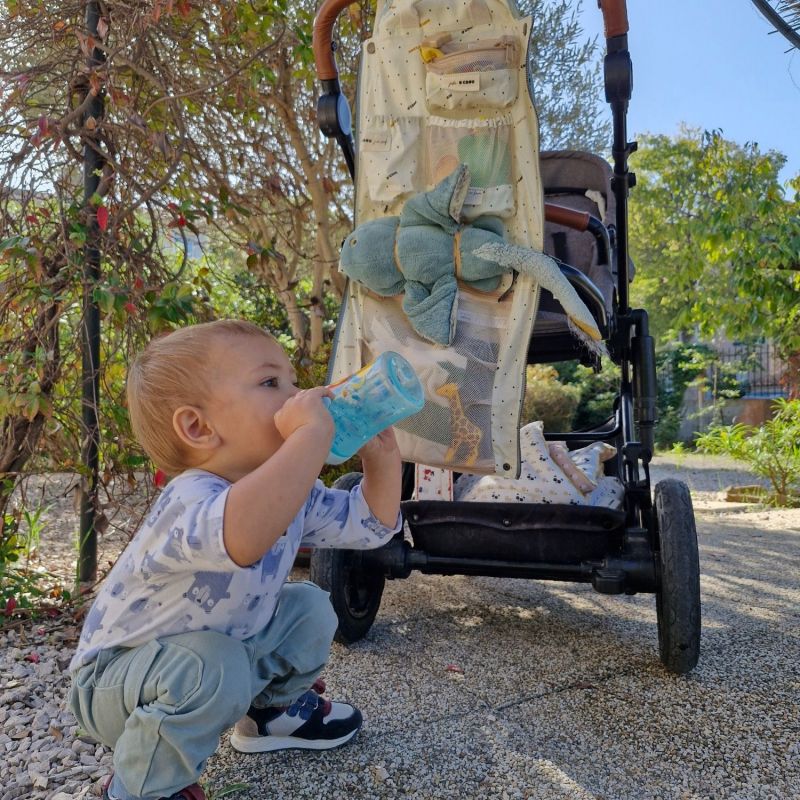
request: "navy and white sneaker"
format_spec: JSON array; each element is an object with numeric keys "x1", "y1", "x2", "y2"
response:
[{"x1": 230, "y1": 680, "x2": 363, "y2": 753}]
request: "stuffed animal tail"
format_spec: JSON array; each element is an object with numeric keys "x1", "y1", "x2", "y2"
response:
[{"x1": 472, "y1": 241, "x2": 605, "y2": 356}]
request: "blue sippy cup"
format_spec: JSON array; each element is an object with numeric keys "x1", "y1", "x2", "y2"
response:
[{"x1": 324, "y1": 351, "x2": 424, "y2": 465}]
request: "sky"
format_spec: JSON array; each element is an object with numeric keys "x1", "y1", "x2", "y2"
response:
[{"x1": 577, "y1": 0, "x2": 800, "y2": 185}]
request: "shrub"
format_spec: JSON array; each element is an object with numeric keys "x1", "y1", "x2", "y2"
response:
[
  {"x1": 695, "y1": 398, "x2": 800, "y2": 506},
  {"x1": 656, "y1": 342, "x2": 745, "y2": 448},
  {"x1": 0, "y1": 496, "x2": 71, "y2": 617},
  {"x1": 554, "y1": 360, "x2": 620, "y2": 431},
  {"x1": 521, "y1": 365, "x2": 581, "y2": 432}
]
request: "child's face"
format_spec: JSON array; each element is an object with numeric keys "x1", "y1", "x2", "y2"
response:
[{"x1": 203, "y1": 334, "x2": 300, "y2": 479}]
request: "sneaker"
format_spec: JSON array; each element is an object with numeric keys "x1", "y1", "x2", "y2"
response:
[
  {"x1": 230, "y1": 679, "x2": 363, "y2": 753},
  {"x1": 102, "y1": 774, "x2": 206, "y2": 800}
]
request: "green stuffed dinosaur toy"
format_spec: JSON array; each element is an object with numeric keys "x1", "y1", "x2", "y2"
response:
[{"x1": 339, "y1": 163, "x2": 603, "y2": 350}]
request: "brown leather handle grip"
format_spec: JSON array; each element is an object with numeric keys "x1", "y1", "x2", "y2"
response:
[
  {"x1": 597, "y1": 0, "x2": 629, "y2": 38},
  {"x1": 313, "y1": 0, "x2": 359, "y2": 81},
  {"x1": 545, "y1": 203, "x2": 591, "y2": 232}
]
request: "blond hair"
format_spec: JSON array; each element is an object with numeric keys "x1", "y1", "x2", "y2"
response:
[{"x1": 127, "y1": 319, "x2": 278, "y2": 476}]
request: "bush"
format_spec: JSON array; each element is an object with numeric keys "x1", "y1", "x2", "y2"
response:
[
  {"x1": 1, "y1": 496, "x2": 71, "y2": 618},
  {"x1": 554, "y1": 360, "x2": 620, "y2": 431},
  {"x1": 656, "y1": 342, "x2": 745, "y2": 449},
  {"x1": 695, "y1": 398, "x2": 800, "y2": 506},
  {"x1": 521, "y1": 365, "x2": 581, "y2": 432}
]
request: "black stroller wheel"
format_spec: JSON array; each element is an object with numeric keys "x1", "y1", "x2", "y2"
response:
[
  {"x1": 654, "y1": 479, "x2": 701, "y2": 674},
  {"x1": 309, "y1": 472, "x2": 385, "y2": 643}
]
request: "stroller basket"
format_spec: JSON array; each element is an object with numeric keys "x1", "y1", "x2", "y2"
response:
[{"x1": 404, "y1": 501, "x2": 626, "y2": 565}]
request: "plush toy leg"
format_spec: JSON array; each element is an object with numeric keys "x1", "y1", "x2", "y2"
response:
[
  {"x1": 471, "y1": 241, "x2": 604, "y2": 353},
  {"x1": 402, "y1": 275, "x2": 459, "y2": 346}
]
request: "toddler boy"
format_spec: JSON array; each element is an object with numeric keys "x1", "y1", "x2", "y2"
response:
[{"x1": 69, "y1": 320, "x2": 402, "y2": 800}]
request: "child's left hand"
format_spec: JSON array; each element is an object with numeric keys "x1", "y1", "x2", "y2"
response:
[{"x1": 358, "y1": 427, "x2": 400, "y2": 463}]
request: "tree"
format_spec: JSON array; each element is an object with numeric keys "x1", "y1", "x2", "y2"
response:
[
  {"x1": 0, "y1": 0, "x2": 292, "y2": 525},
  {"x1": 629, "y1": 128, "x2": 800, "y2": 394},
  {"x1": 521, "y1": 0, "x2": 610, "y2": 153}
]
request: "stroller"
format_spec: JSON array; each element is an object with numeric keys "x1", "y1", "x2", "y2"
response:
[{"x1": 310, "y1": 0, "x2": 701, "y2": 674}]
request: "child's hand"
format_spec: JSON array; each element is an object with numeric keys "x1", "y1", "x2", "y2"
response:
[
  {"x1": 358, "y1": 426, "x2": 400, "y2": 463},
  {"x1": 274, "y1": 387, "x2": 335, "y2": 444}
]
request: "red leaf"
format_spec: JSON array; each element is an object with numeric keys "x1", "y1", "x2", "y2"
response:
[
  {"x1": 96, "y1": 206, "x2": 109, "y2": 231},
  {"x1": 4, "y1": 597, "x2": 17, "y2": 614},
  {"x1": 123, "y1": 302, "x2": 137, "y2": 315},
  {"x1": 154, "y1": 469, "x2": 168, "y2": 488},
  {"x1": 25, "y1": 652, "x2": 40, "y2": 663},
  {"x1": 26, "y1": 214, "x2": 38, "y2": 223}
]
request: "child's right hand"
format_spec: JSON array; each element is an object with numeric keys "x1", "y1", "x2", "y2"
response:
[{"x1": 274, "y1": 386, "x2": 335, "y2": 445}]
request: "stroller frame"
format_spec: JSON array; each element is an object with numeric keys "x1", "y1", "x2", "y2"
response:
[{"x1": 311, "y1": 0, "x2": 701, "y2": 674}]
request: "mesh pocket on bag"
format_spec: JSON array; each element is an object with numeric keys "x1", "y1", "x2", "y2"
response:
[
  {"x1": 358, "y1": 290, "x2": 512, "y2": 474},
  {"x1": 424, "y1": 36, "x2": 519, "y2": 112},
  {"x1": 426, "y1": 116, "x2": 515, "y2": 220}
]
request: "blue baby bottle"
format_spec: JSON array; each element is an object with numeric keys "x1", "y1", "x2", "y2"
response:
[{"x1": 324, "y1": 351, "x2": 425, "y2": 465}]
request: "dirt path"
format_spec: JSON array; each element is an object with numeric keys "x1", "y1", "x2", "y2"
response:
[{"x1": 2, "y1": 455, "x2": 798, "y2": 799}]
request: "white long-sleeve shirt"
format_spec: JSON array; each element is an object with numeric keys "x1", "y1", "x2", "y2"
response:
[{"x1": 70, "y1": 469, "x2": 400, "y2": 670}]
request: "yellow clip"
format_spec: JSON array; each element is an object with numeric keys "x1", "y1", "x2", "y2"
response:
[{"x1": 419, "y1": 45, "x2": 444, "y2": 62}]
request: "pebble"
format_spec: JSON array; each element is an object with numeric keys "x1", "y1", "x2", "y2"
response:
[{"x1": 0, "y1": 618, "x2": 110, "y2": 800}]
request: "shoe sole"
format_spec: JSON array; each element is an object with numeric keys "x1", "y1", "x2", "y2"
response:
[{"x1": 229, "y1": 727, "x2": 360, "y2": 754}]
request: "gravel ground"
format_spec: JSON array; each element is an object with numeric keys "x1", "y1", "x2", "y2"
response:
[{"x1": 1, "y1": 454, "x2": 798, "y2": 800}]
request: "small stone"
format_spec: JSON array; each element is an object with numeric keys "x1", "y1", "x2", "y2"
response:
[{"x1": 32, "y1": 773, "x2": 49, "y2": 789}]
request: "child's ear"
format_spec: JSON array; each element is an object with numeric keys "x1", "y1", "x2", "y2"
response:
[{"x1": 172, "y1": 405, "x2": 220, "y2": 451}]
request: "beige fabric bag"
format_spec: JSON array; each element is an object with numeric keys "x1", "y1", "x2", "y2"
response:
[{"x1": 329, "y1": 0, "x2": 548, "y2": 477}]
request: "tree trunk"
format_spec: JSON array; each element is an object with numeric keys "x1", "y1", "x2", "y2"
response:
[
  {"x1": 275, "y1": 53, "x2": 338, "y2": 355},
  {"x1": 277, "y1": 287, "x2": 308, "y2": 347},
  {"x1": 0, "y1": 297, "x2": 62, "y2": 521}
]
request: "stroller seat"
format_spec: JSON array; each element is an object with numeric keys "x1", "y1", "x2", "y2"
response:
[{"x1": 533, "y1": 150, "x2": 620, "y2": 364}]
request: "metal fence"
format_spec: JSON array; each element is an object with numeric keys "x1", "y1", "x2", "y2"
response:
[{"x1": 715, "y1": 341, "x2": 787, "y2": 398}]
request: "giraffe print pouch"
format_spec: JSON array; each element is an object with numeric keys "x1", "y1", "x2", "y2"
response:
[{"x1": 332, "y1": 284, "x2": 526, "y2": 476}]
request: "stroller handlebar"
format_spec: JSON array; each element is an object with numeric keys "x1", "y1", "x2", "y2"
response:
[
  {"x1": 545, "y1": 203, "x2": 591, "y2": 233},
  {"x1": 313, "y1": 0, "x2": 630, "y2": 82},
  {"x1": 313, "y1": 0, "x2": 359, "y2": 82},
  {"x1": 598, "y1": 0, "x2": 629, "y2": 39}
]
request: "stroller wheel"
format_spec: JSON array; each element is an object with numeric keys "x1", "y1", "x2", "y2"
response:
[
  {"x1": 654, "y1": 479, "x2": 701, "y2": 674},
  {"x1": 310, "y1": 472, "x2": 386, "y2": 643}
]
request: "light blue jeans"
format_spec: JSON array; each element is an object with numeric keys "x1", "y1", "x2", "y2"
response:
[{"x1": 69, "y1": 581, "x2": 338, "y2": 800}]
